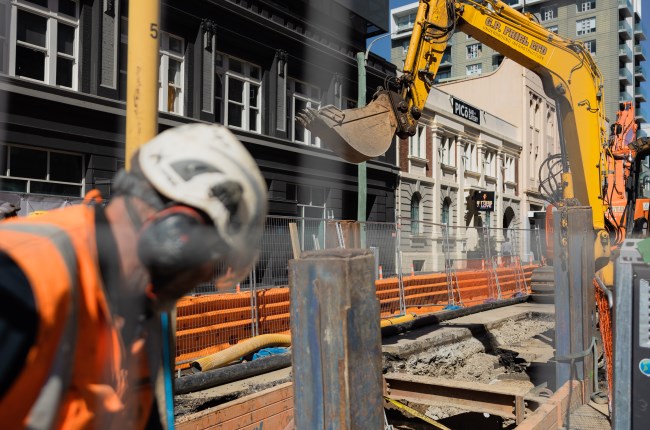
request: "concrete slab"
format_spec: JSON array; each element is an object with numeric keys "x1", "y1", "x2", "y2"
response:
[
  {"x1": 444, "y1": 303, "x2": 554, "y2": 328},
  {"x1": 382, "y1": 302, "x2": 554, "y2": 357}
]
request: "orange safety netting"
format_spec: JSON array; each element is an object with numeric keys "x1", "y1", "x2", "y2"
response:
[{"x1": 594, "y1": 278, "x2": 613, "y2": 399}]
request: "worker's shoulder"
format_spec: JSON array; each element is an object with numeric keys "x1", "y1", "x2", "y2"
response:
[{"x1": 0, "y1": 205, "x2": 95, "y2": 246}]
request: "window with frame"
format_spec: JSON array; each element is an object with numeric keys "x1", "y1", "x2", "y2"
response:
[
  {"x1": 10, "y1": 0, "x2": 79, "y2": 89},
  {"x1": 159, "y1": 32, "x2": 184, "y2": 115},
  {"x1": 540, "y1": 5, "x2": 557, "y2": 21},
  {"x1": 0, "y1": 1, "x2": 8, "y2": 73},
  {"x1": 288, "y1": 184, "x2": 327, "y2": 249},
  {"x1": 401, "y1": 39, "x2": 410, "y2": 55},
  {"x1": 410, "y1": 192, "x2": 421, "y2": 235},
  {"x1": 441, "y1": 197, "x2": 451, "y2": 225},
  {"x1": 584, "y1": 39, "x2": 596, "y2": 54},
  {"x1": 290, "y1": 79, "x2": 320, "y2": 146},
  {"x1": 215, "y1": 53, "x2": 262, "y2": 132},
  {"x1": 485, "y1": 151, "x2": 496, "y2": 177},
  {"x1": 396, "y1": 12, "x2": 416, "y2": 33},
  {"x1": 546, "y1": 107, "x2": 556, "y2": 138},
  {"x1": 577, "y1": 0, "x2": 595, "y2": 12},
  {"x1": 409, "y1": 125, "x2": 426, "y2": 158},
  {"x1": 440, "y1": 135, "x2": 455, "y2": 166},
  {"x1": 466, "y1": 63, "x2": 481, "y2": 76},
  {"x1": 546, "y1": 25, "x2": 559, "y2": 34},
  {"x1": 505, "y1": 155, "x2": 516, "y2": 183},
  {"x1": 464, "y1": 143, "x2": 478, "y2": 172},
  {"x1": 434, "y1": 67, "x2": 451, "y2": 83},
  {"x1": 466, "y1": 43, "x2": 482, "y2": 59},
  {"x1": 492, "y1": 54, "x2": 504, "y2": 68},
  {"x1": 576, "y1": 17, "x2": 596, "y2": 35},
  {"x1": 0, "y1": 144, "x2": 84, "y2": 197}
]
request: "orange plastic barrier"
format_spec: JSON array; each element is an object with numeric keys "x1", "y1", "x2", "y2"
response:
[{"x1": 175, "y1": 265, "x2": 536, "y2": 367}]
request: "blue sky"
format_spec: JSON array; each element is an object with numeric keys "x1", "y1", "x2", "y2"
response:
[{"x1": 368, "y1": 0, "x2": 650, "y2": 121}]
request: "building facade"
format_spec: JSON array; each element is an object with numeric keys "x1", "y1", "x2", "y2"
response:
[
  {"x1": 0, "y1": 0, "x2": 398, "y2": 223},
  {"x1": 397, "y1": 59, "x2": 560, "y2": 272},
  {"x1": 390, "y1": 0, "x2": 647, "y2": 126}
]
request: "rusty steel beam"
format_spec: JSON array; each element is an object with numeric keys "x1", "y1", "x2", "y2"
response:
[{"x1": 384, "y1": 373, "x2": 529, "y2": 424}]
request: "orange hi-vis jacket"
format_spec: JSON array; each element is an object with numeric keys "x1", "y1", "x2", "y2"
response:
[{"x1": 0, "y1": 205, "x2": 154, "y2": 429}]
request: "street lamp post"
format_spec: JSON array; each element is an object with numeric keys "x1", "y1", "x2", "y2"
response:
[{"x1": 357, "y1": 33, "x2": 395, "y2": 248}]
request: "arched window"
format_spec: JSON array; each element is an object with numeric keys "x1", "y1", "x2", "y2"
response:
[
  {"x1": 441, "y1": 197, "x2": 452, "y2": 225},
  {"x1": 411, "y1": 192, "x2": 421, "y2": 234}
]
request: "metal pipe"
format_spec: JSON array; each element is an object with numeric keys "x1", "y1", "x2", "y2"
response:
[{"x1": 176, "y1": 353, "x2": 292, "y2": 395}]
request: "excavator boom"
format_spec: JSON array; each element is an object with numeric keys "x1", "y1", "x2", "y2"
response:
[{"x1": 300, "y1": 0, "x2": 608, "y2": 235}]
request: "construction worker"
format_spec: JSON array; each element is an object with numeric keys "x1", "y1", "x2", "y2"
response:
[{"x1": 0, "y1": 124, "x2": 267, "y2": 428}]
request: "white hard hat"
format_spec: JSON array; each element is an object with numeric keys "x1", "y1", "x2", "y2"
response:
[{"x1": 138, "y1": 123, "x2": 267, "y2": 288}]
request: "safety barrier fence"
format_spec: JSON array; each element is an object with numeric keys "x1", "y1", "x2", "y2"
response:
[{"x1": 175, "y1": 216, "x2": 542, "y2": 368}]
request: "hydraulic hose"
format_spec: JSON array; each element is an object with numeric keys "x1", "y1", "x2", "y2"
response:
[{"x1": 191, "y1": 334, "x2": 291, "y2": 372}]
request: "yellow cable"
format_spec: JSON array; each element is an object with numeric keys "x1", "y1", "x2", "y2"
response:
[{"x1": 384, "y1": 396, "x2": 453, "y2": 430}]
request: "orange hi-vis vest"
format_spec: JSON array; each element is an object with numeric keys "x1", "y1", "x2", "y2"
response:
[{"x1": 0, "y1": 205, "x2": 153, "y2": 429}]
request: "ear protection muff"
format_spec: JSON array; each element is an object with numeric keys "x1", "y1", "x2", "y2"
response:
[{"x1": 137, "y1": 205, "x2": 228, "y2": 285}]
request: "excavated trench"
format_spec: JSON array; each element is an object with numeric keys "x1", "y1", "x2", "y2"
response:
[
  {"x1": 175, "y1": 304, "x2": 558, "y2": 428},
  {"x1": 382, "y1": 312, "x2": 556, "y2": 428}
]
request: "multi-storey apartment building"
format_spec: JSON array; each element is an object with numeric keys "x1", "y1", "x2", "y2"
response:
[
  {"x1": 390, "y1": 0, "x2": 647, "y2": 126},
  {"x1": 0, "y1": 0, "x2": 398, "y2": 224}
]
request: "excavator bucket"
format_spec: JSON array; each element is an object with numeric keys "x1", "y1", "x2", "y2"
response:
[{"x1": 296, "y1": 92, "x2": 398, "y2": 163}]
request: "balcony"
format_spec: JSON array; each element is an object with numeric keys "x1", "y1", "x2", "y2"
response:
[
  {"x1": 620, "y1": 91, "x2": 633, "y2": 103},
  {"x1": 635, "y1": 86, "x2": 647, "y2": 102},
  {"x1": 635, "y1": 22, "x2": 647, "y2": 41},
  {"x1": 618, "y1": 0, "x2": 633, "y2": 17},
  {"x1": 619, "y1": 20, "x2": 632, "y2": 40},
  {"x1": 635, "y1": 43, "x2": 646, "y2": 61},
  {"x1": 635, "y1": 65, "x2": 646, "y2": 82},
  {"x1": 636, "y1": 107, "x2": 647, "y2": 123},
  {"x1": 619, "y1": 66, "x2": 633, "y2": 84},
  {"x1": 619, "y1": 43, "x2": 633, "y2": 61}
]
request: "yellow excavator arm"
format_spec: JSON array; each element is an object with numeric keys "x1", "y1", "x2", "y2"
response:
[{"x1": 299, "y1": 0, "x2": 609, "y2": 255}]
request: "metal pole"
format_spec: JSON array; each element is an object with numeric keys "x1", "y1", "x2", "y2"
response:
[
  {"x1": 125, "y1": 0, "x2": 160, "y2": 168},
  {"x1": 124, "y1": 3, "x2": 172, "y2": 428},
  {"x1": 357, "y1": 52, "x2": 367, "y2": 248},
  {"x1": 289, "y1": 249, "x2": 383, "y2": 429}
]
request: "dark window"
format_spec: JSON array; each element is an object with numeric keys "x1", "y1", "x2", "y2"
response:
[
  {"x1": 17, "y1": 10, "x2": 46, "y2": 47},
  {"x1": 30, "y1": 182, "x2": 81, "y2": 196},
  {"x1": 58, "y1": 0, "x2": 77, "y2": 17},
  {"x1": 411, "y1": 193, "x2": 421, "y2": 235},
  {"x1": 26, "y1": 0, "x2": 48, "y2": 7},
  {"x1": 50, "y1": 152, "x2": 82, "y2": 183},
  {"x1": 11, "y1": 147, "x2": 47, "y2": 179},
  {"x1": 442, "y1": 198, "x2": 451, "y2": 224},
  {"x1": 57, "y1": 23, "x2": 74, "y2": 55}
]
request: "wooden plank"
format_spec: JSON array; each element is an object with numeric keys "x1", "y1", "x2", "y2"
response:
[
  {"x1": 176, "y1": 383, "x2": 293, "y2": 430},
  {"x1": 288, "y1": 223, "x2": 301, "y2": 259},
  {"x1": 213, "y1": 397, "x2": 293, "y2": 429},
  {"x1": 239, "y1": 409, "x2": 294, "y2": 430}
]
